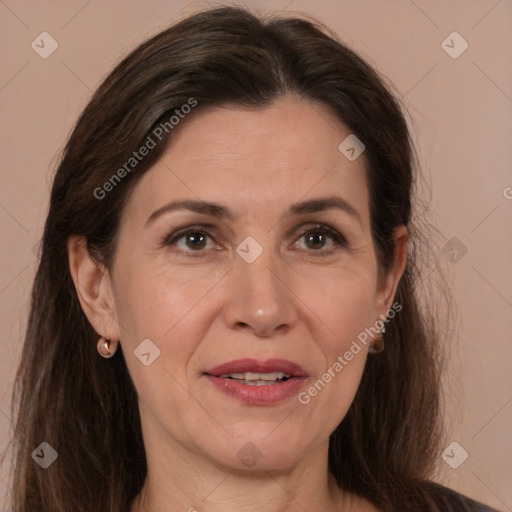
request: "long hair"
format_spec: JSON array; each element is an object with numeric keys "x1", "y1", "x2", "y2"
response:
[{"x1": 8, "y1": 6, "x2": 455, "y2": 511}]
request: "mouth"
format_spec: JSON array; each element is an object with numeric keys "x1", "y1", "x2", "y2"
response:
[{"x1": 203, "y1": 358, "x2": 308, "y2": 404}]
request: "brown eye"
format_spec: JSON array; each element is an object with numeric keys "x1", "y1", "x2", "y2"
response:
[
  {"x1": 304, "y1": 231, "x2": 327, "y2": 250},
  {"x1": 164, "y1": 227, "x2": 217, "y2": 255},
  {"x1": 294, "y1": 224, "x2": 347, "y2": 255},
  {"x1": 182, "y1": 232, "x2": 208, "y2": 250}
]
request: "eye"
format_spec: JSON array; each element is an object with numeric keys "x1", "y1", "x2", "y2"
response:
[
  {"x1": 162, "y1": 223, "x2": 347, "y2": 257},
  {"x1": 163, "y1": 225, "x2": 219, "y2": 256},
  {"x1": 293, "y1": 224, "x2": 347, "y2": 255}
]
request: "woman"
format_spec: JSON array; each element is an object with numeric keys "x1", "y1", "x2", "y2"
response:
[{"x1": 7, "y1": 6, "x2": 500, "y2": 512}]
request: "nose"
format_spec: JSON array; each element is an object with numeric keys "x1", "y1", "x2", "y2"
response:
[{"x1": 222, "y1": 247, "x2": 298, "y2": 338}]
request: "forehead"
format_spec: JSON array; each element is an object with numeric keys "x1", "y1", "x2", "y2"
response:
[{"x1": 124, "y1": 96, "x2": 370, "y2": 225}]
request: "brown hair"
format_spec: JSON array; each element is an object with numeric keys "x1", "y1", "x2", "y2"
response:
[{"x1": 8, "y1": 5, "x2": 458, "y2": 511}]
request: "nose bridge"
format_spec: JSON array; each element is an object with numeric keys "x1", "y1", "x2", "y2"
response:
[{"x1": 223, "y1": 238, "x2": 297, "y2": 336}]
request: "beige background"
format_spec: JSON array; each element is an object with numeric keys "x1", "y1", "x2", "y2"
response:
[{"x1": 0, "y1": 0, "x2": 511, "y2": 510}]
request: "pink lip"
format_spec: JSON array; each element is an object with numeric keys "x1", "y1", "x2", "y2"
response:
[
  {"x1": 203, "y1": 358, "x2": 308, "y2": 405},
  {"x1": 204, "y1": 358, "x2": 307, "y2": 377}
]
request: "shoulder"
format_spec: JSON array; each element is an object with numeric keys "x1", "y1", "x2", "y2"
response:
[{"x1": 422, "y1": 481, "x2": 501, "y2": 512}]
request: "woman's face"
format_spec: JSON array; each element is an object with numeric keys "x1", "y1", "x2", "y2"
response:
[{"x1": 91, "y1": 96, "x2": 406, "y2": 471}]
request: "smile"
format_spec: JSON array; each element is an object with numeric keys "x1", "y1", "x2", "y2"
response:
[{"x1": 204, "y1": 358, "x2": 308, "y2": 405}]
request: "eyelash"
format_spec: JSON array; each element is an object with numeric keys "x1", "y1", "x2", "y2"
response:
[{"x1": 162, "y1": 223, "x2": 347, "y2": 257}]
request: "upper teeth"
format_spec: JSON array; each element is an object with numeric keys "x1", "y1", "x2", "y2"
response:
[{"x1": 219, "y1": 372, "x2": 290, "y2": 380}]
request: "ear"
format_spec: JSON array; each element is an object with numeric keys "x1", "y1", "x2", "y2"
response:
[
  {"x1": 67, "y1": 235, "x2": 121, "y2": 341},
  {"x1": 375, "y1": 225, "x2": 408, "y2": 318}
]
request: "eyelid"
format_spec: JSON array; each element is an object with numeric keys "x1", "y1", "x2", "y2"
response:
[{"x1": 162, "y1": 223, "x2": 220, "y2": 243}]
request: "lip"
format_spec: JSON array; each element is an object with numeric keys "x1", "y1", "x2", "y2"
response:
[
  {"x1": 204, "y1": 358, "x2": 307, "y2": 377},
  {"x1": 203, "y1": 358, "x2": 308, "y2": 405}
]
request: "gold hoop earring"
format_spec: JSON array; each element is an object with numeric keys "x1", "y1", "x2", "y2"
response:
[{"x1": 97, "y1": 336, "x2": 118, "y2": 358}]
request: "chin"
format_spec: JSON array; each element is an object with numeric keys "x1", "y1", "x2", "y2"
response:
[{"x1": 203, "y1": 432, "x2": 311, "y2": 473}]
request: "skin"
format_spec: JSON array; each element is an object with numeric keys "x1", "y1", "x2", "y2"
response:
[{"x1": 69, "y1": 95, "x2": 407, "y2": 512}]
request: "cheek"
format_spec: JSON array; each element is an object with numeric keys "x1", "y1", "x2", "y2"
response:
[
  {"x1": 112, "y1": 264, "x2": 209, "y2": 424},
  {"x1": 293, "y1": 265, "x2": 375, "y2": 419},
  {"x1": 296, "y1": 262, "x2": 377, "y2": 346},
  {"x1": 112, "y1": 256, "x2": 224, "y2": 376},
  {"x1": 113, "y1": 251, "x2": 211, "y2": 336}
]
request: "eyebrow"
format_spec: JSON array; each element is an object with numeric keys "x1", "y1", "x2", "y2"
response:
[{"x1": 144, "y1": 195, "x2": 362, "y2": 227}]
